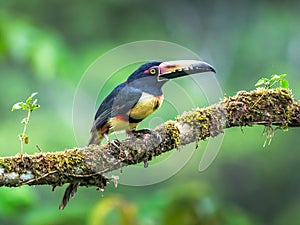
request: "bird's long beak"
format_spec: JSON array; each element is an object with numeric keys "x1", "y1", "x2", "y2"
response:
[{"x1": 158, "y1": 60, "x2": 216, "y2": 81}]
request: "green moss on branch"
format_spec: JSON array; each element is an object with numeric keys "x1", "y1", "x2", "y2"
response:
[{"x1": 0, "y1": 88, "x2": 298, "y2": 190}]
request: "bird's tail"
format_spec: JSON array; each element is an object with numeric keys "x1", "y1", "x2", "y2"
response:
[
  {"x1": 59, "y1": 130, "x2": 103, "y2": 210},
  {"x1": 88, "y1": 129, "x2": 103, "y2": 145},
  {"x1": 59, "y1": 182, "x2": 79, "y2": 210}
]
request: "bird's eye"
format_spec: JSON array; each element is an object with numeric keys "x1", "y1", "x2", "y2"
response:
[{"x1": 149, "y1": 68, "x2": 157, "y2": 75}]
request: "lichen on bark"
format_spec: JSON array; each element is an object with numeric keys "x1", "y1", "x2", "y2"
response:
[{"x1": 0, "y1": 88, "x2": 298, "y2": 191}]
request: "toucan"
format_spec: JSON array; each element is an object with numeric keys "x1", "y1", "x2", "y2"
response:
[{"x1": 59, "y1": 60, "x2": 216, "y2": 209}]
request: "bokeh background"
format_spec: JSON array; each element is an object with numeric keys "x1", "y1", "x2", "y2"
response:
[{"x1": 1, "y1": 0, "x2": 300, "y2": 224}]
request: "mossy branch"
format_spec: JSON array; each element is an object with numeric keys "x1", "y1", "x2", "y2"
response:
[{"x1": 0, "y1": 88, "x2": 299, "y2": 190}]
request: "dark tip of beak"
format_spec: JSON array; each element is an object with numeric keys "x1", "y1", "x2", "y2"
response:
[
  {"x1": 192, "y1": 63, "x2": 216, "y2": 74},
  {"x1": 208, "y1": 65, "x2": 216, "y2": 73}
]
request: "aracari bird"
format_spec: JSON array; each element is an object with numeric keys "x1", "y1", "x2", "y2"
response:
[{"x1": 59, "y1": 60, "x2": 215, "y2": 209}]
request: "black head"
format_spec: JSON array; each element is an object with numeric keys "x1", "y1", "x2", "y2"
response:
[
  {"x1": 126, "y1": 60, "x2": 216, "y2": 94},
  {"x1": 127, "y1": 61, "x2": 162, "y2": 83},
  {"x1": 127, "y1": 60, "x2": 215, "y2": 82}
]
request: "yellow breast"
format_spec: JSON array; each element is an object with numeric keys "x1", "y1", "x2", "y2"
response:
[
  {"x1": 108, "y1": 93, "x2": 163, "y2": 132},
  {"x1": 129, "y1": 92, "x2": 163, "y2": 120}
]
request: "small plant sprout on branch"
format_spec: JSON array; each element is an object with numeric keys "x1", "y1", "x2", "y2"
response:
[
  {"x1": 254, "y1": 74, "x2": 290, "y2": 147},
  {"x1": 12, "y1": 92, "x2": 40, "y2": 153},
  {"x1": 255, "y1": 74, "x2": 289, "y2": 89},
  {"x1": 252, "y1": 74, "x2": 289, "y2": 109}
]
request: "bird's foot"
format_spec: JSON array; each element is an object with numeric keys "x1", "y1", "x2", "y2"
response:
[
  {"x1": 104, "y1": 134, "x2": 120, "y2": 149},
  {"x1": 127, "y1": 129, "x2": 162, "y2": 143},
  {"x1": 110, "y1": 139, "x2": 121, "y2": 148}
]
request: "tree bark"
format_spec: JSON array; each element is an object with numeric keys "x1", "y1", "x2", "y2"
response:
[{"x1": 0, "y1": 88, "x2": 299, "y2": 190}]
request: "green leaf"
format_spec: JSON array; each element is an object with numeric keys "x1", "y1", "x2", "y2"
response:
[
  {"x1": 280, "y1": 73, "x2": 287, "y2": 79},
  {"x1": 280, "y1": 79, "x2": 289, "y2": 89},
  {"x1": 255, "y1": 78, "x2": 268, "y2": 87},
  {"x1": 26, "y1": 97, "x2": 32, "y2": 105},
  {"x1": 20, "y1": 103, "x2": 29, "y2": 111},
  {"x1": 26, "y1": 92, "x2": 38, "y2": 105},
  {"x1": 12, "y1": 102, "x2": 29, "y2": 111},
  {"x1": 30, "y1": 104, "x2": 40, "y2": 111},
  {"x1": 270, "y1": 74, "x2": 281, "y2": 81},
  {"x1": 31, "y1": 92, "x2": 38, "y2": 98},
  {"x1": 11, "y1": 102, "x2": 22, "y2": 111}
]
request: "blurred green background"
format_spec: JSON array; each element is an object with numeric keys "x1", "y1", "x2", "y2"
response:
[{"x1": 1, "y1": 0, "x2": 300, "y2": 224}]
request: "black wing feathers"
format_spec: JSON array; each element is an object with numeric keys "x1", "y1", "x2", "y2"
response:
[{"x1": 91, "y1": 83, "x2": 142, "y2": 132}]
